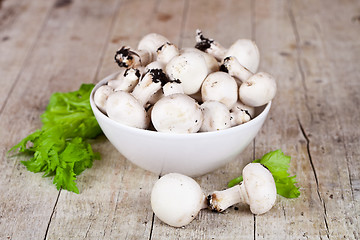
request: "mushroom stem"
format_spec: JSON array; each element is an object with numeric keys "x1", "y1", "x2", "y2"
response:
[
  {"x1": 131, "y1": 69, "x2": 169, "y2": 107},
  {"x1": 207, "y1": 163, "x2": 277, "y2": 215},
  {"x1": 229, "y1": 101, "x2": 255, "y2": 126},
  {"x1": 207, "y1": 184, "x2": 248, "y2": 212},
  {"x1": 157, "y1": 42, "x2": 180, "y2": 65},
  {"x1": 220, "y1": 56, "x2": 254, "y2": 83},
  {"x1": 163, "y1": 80, "x2": 184, "y2": 96},
  {"x1": 108, "y1": 68, "x2": 141, "y2": 92},
  {"x1": 114, "y1": 46, "x2": 152, "y2": 68},
  {"x1": 195, "y1": 29, "x2": 227, "y2": 61}
]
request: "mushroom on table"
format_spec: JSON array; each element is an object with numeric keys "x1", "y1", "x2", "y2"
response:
[
  {"x1": 151, "y1": 173, "x2": 207, "y2": 228},
  {"x1": 207, "y1": 163, "x2": 277, "y2": 215}
]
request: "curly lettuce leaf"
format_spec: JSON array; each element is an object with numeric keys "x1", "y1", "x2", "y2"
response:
[
  {"x1": 228, "y1": 149, "x2": 300, "y2": 198},
  {"x1": 9, "y1": 84, "x2": 102, "y2": 194}
]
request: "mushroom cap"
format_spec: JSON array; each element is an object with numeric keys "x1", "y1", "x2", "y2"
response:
[
  {"x1": 201, "y1": 72, "x2": 238, "y2": 109},
  {"x1": 94, "y1": 85, "x2": 114, "y2": 113},
  {"x1": 239, "y1": 72, "x2": 277, "y2": 107},
  {"x1": 225, "y1": 39, "x2": 260, "y2": 73},
  {"x1": 242, "y1": 163, "x2": 277, "y2": 215},
  {"x1": 137, "y1": 33, "x2": 169, "y2": 59},
  {"x1": 144, "y1": 61, "x2": 165, "y2": 72},
  {"x1": 200, "y1": 101, "x2": 231, "y2": 132},
  {"x1": 151, "y1": 93, "x2": 203, "y2": 133},
  {"x1": 106, "y1": 91, "x2": 149, "y2": 129},
  {"x1": 181, "y1": 47, "x2": 219, "y2": 73},
  {"x1": 165, "y1": 52, "x2": 208, "y2": 95},
  {"x1": 151, "y1": 173, "x2": 205, "y2": 227}
]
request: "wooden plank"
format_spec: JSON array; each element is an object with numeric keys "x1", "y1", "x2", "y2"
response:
[
  {"x1": 46, "y1": 0, "x2": 188, "y2": 239},
  {"x1": 290, "y1": 0, "x2": 360, "y2": 238},
  {"x1": 0, "y1": 0, "x2": 54, "y2": 109},
  {"x1": 253, "y1": 0, "x2": 360, "y2": 239},
  {"x1": 251, "y1": 1, "x2": 327, "y2": 238},
  {"x1": 0, "y1": 0, "x2": 119, "y2": 239},
  {"x1": 97, "y1": 0, "x2": 188, "y2": 81},
  {"x1": 150, "y1": 0, "x2": 258, "y2": 239}
]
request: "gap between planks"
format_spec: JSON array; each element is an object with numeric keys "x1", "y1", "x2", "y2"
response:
[{"x1": 39, "y1": 0, "x2": 123, "y2": 238}]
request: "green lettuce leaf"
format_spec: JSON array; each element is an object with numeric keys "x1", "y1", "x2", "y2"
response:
[
  {"x1": 9, "y1": 84, "x2": 102, "y2": 193},
  {"x1": 228, "y1": 149, "x2": 300, "y2": 198}
]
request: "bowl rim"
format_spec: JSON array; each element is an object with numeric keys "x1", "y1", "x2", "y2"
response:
[{"x1": 90, "y1": 72, "x2": 272, "y2": 139}]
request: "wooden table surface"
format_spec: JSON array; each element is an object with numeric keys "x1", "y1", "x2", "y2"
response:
[{"x1": 1, "y1": 0, "x2": 359, "y2": 239}]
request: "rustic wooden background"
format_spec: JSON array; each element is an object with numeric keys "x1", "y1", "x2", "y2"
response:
[{"x1": 0, "y1": 0, "x2": 359, "y2": 239}]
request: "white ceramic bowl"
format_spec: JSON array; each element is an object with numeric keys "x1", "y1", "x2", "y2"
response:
[{"x1": 90, "y1": 73, "x2": 271, "y2": 177}]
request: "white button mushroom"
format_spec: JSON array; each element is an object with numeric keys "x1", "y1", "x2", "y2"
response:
[
  {"x1": 225, "y1": 39, "x2": 260, "y2": 74},
  {"x1": 230, "y1": 101, "x2": 255, "y2": 126},
  {"x1": 114, "y1": 46, "x2": 152, "y2": 69},
  {"x1": 162, "y1": 80, "x2": 184, "y2": 96},
  {"x1": 165, "y1": 52, "x2": 208, "y2": 95},
  {"x1": 149, "y1": 80, "x2": 184, "y2": 105},
  {"x1": 207, "y1": 163, "x2": 277, "y2": 215},
  {"x1": 131, "y1": 68, "x2": 169, "y2": 107},
  {"x1": 195, "y1": 29, "x2": 227, "y2": 61},
  {"x1": 114, "y1": 33, "x2": 169, "y2": 68},
  {"x1": 108, "y1": 68, "x2": 140, "y2": 92},
  {"x1": 220, "y1": 56, "x2": 253, "y2": 83},
  {"x1": 201, "y1": 71, "x2": 238, "y2": 109},
  {"x1": 144, "y1": 60, "x2": 165, "y2": 72},
  {"x1": 195, "y1": 29, "x2": 260, "y2": 73},
  {"x1": 137, "y1": 33, "x2": 170, "y2": 61},
  {"x1": 180, "y1": 47, "x2": 219, "y2": 74},
  {"x1": 156, "y1": 42, "x2": 180, "y2": 65},
  {"x1": 105, "y1": 91, "x2": 149, "y2": 129},
  {"x1": 151, "y1": 93, "x2": 203, "y2": 133},
  {"x1": 239, "y1": 72, "x2": 277, "y2": 107},
  {"x1": 200, "y1": 101, "x2": 231, "y2": 132},
  {"x1": 94, "y1": 85, "x2": 114, "y2": 113},
  {"x1": 151, "y1": 173, "x2": 207, "y2": 228}
]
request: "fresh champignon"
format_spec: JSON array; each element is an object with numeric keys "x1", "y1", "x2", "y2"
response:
[
  {"x1": 208, "y1": 163, "x2": 277, "y2": 215},
  {"x1": 181, "y1": 47, "x2": 219, "y2": 73},
  {"x1": 108, "y1": 68, "x2": 140, "y2": 92},
  {"x1": 105, "y1": 91, "x2": 149, "y2": 129},
  {"x1": 162, "y1": 80, "x2": 184, "y2": 96},
  {"x1": 166, "y1": 52, "x2": 208, "y2": 95},
  {"x1": 157, "y1": 42, "x2": 180, "y2": 65},
  {"x1": 225, "y1": 39, "x2": 260, "y2": 73},
  {"x1": 144, "y1": 60, "x2": 165, "y2": 72},
  {"x1": 151, "y1": 173, "x2": 207, "y2": 228},
  {"x1": 149, "y1": 80, "x2": 184, "y2": 105},
  {"x1": 151, "y1": 93, "x2": 203, "y2": 133},
  {"x1": 195, "y1": 29, "x2": 227, "y2": 61},
  {"x1": 239, "y1": 72, "x2": 277, "y2": 107},
  {"x1": 137, "y1": 33, "x2": 170, "y2": 61},
  {"x1": 230, "y1": 101, "x2": 255, "y2": 126},
  {"x1": 94, "y1": 85, "x2": 114, "y2": 113},
  {"x1": 201, "y1": 71, "x2": 238, "y2": 109},
  {"x1": 195, "y1": 29, "x2": 260, "y2": 73},
  {"x1": 220, "y1": 56, "x2": 253, "y2": 83},
  {"x1": 131, "y1": 68, "x2": 169, "y2": 107},
  {"x1": 114, "y1": 33, "x2": 169, "y2": 68},
  {"x1": 114, "y1": 46, "x2": 152, "y2": 68},
  {"x1": 200, "y1": 101, "x2": 231, "y2": 132}
]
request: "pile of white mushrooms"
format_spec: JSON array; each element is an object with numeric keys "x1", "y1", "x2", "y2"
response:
[
  {"x1": 151, "y1": 163, "x2": 277, "y2": 227},
  {"x1": 94, "y1": 30, "x2": 277, "y2": 133}
]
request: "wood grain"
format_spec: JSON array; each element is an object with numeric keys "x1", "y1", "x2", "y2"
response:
[{"x1": 0, "y1": 0, "x2": 358, "y2": 239}]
